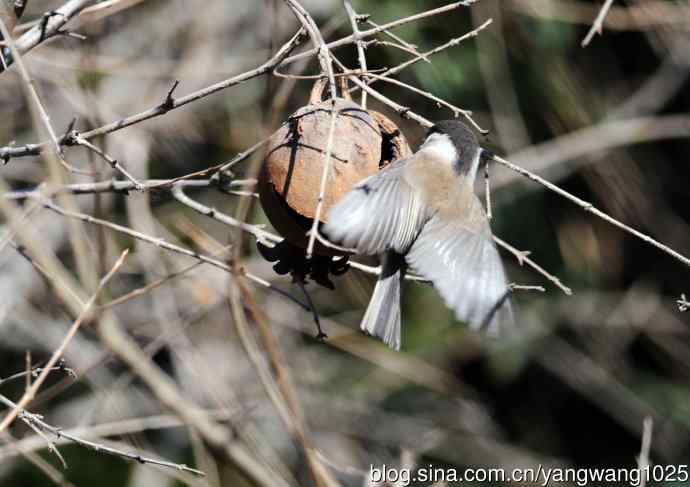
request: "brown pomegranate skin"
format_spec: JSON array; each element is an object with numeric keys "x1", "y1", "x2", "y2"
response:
[
  {"x1": 258, "y1": 90, "x2": 412, "y2": 255},
  {"x1": 259, "y1": 98, "x2": 381, "y2": 254}
]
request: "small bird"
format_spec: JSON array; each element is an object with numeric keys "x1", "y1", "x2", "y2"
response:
[{"x1": 323, "y1": 120, "x2": 513, "y2": 350}]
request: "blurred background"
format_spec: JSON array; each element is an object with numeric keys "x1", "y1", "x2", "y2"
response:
[{"x1": 1, "y1": 0, "x2": 690, "y2": 486}]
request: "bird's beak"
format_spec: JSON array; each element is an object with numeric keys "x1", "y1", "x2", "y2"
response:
[{"x1": 480, "y1": 149, "x2": 495, "y2": 165}]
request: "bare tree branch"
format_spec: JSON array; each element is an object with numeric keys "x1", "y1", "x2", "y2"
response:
[{"x1": 581, "y1": 0, "x2": 616, "y2": 47}]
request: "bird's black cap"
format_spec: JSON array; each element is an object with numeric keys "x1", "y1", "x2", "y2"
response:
[
  {"x1": 428, "y1": 120, "x2": 482, "y2": 175},
  {"x1": 428, "y1": 120, "x2": 479, "y2": 159}
]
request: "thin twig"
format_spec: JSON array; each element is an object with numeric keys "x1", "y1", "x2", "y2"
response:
[
  {"x1": 493, "y1": 154, "x2": 690, "y2": 269},
  {"x1": 348, "y1": 260, "x2": 428, "y2": 282},
  {"x1": 334, "y1": 56, "x2": 432, "y2": 127},
  {"x1": 364, "y1": 19, "x2": 429, "y2": 61},
  {"x1": 8, "y1": 239, "x2": 86, "y2": 309},
  {"x1": 37, "y1": 197, "x2": 233, "y2": 268},
  {"x1": 14, "y1": 188, "x2": 410, "y2": 287},
  {"x1": 228, "y1": 259, "x2": 337, "y2": 487},
  {"x1": 494, "y1": 115, "x2": 690, "y2": 192},
  {"x1": 0, "y1": 0, "x2": 93, "y2": 73},
  {"x1": 0, "y1": 29, "x2": 305, "y2": 161},
  {"x1": 312, "y1": 228, "x2": 357, "y2": 254},
  {"x1": 0, "y1": 408, "x2": 247, "y2": 461},
  {"x1": 284, "y1": 0, "x2": 339, "y2": 261},
  {"x1": 0, "y1": 2, "x2": 477, "y2": 161},
  {"x1": 348, "y1": 19, "x2": 494, "y2": 99},
  {"x1": 272, "y1": 66, "x2": 384, "y2": 80},
  {"x1": 344, "y1": 0, "x2": 368, "y2": 108},
  {"x1": 1, "y1": 430, "x2": 76, "y2": 487},
  {"x1": 97, "y1": 313, "x2": 287, "y2": 486},
  {"x1": 364, "y1": 39, "x2": 430, "y2": 62},
  {"x1": 279, "y1": 1, "x2": 479, "y2": 68},
  {"x1": 0, "y1": 197, "x2": 40, "y2": 252},
  {"x1": 0, "y1": 364, "x2": 76, "y2": 388},
  {"x1": 0, "y1": 16, "x2": 83, "y2": 174},
  {"x1": 295, "y1": 277, "x2": 327, "y2": 339},
  {"x1": 24, "y1": 352, "x2": 31, "y2": 392},
  {"x1": 100, "y1": 246, "x2": 232, "y2": 311},
  {"x1": 581, "y1": 0, "x2": 615, "y2": 47},
  {"x1": 509, "y1": 283, "x2": 546, "y2": 293},
  {"x1": 171, "y1": 185, "x2": 279, "y2": 246},
  {"x1": 637, "y1": 416, "x2": 653, "y2": 487},
  {"x1": 305, "y1": 108, "x2": 337, "y2": 259},
  {"x1": 35, "y1": 197, "x2": 310, "y2": 312},
  {"x1": 68, "y1": 132, "x2": 143, "y2": 190},
  {"x1": 3, "y1": 177, "x2": 253, "y2": 200},
  {"x1": 363, "y1": 71, "x2": 486, "y2": 133},
  {"x1": 494, "y1": 235, "x2": 573, "y2": 295},
  {"x1": 510, "y1": 0, "x2": 690, "y2": 32},
  {"x1": 0, "y1": 249, "x2": 129, "y2": 433},
  {"x1": 21, "y1": 416, "x2": 68, "y2": 469},
  {"x1": 0, "y1": 393, "x2": 206, "y2": 476}
]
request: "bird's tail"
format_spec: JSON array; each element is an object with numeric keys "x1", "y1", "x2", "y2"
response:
[{"x1": 361, "y1": 252, "x2": 406, "y2": 351}]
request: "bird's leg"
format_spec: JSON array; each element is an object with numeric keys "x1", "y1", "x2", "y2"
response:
[
  {"x1": 479, "y1": 287, "x2": 511, "y2": 332},
  {"x1": 484, "y1": 162, "x2": 492, "y2": 220},
  {"x1": 293, "y1": 273, "x2": 328, "y2": 341}
]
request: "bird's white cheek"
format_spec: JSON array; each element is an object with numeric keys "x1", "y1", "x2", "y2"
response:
[{"x1": 421, "y1": 134, "x2": 459, "y2": 166}]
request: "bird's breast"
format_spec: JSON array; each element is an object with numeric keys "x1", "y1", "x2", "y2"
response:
[{"x1": 403, "y1": 150, "x2": 481, "y2": 228}]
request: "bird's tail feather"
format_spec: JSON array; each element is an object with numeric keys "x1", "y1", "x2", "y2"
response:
[{"x1": 361, "y1": 252, "x2": 406, "y2": 351}]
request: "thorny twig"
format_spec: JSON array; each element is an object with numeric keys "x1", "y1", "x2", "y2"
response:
[
  {"x1": 362, "y1": 71, "x2": 486, "y2": 133},
  {"x1": 171, "y1": 185, "x2": 279, "y2": 246},
  {"x1": 32, "y1": 196, "x2": 311, "y2": 311},
  {"x1": 3, "y1": 177, "x2": 255, "y2": 200},
  {"x1": 365, "y1": 39, "x2": 430, "y2": 61},
  {"x1": 0, "y1": 28, "x2": 306, "y2": 162},
  {"x1": 20, "y1": 414, "x2": 68, "y2": 469},
  {"x1": 1, "y1": 3, "x2": 689, "y2": 482},
  {"x1": 348, "y1": 19, "x2": 493, "y2": 97},
  {"x1": 278, "y1": 1, "x2": 479, "y2": 68},
  {"x1": 364, "y1": 19, "x2": 430, "y2": 62},
  {"x1": 65, "y1": 131, "x2": 143, "y2": 189},
  {"x1": 493, "y1": 154, "x2": 690, "y2": 269},
  {"x1": 4, "y1": 178, "x2": 431, "y2": 284},
  {"x1": 0, "y1": 15, "x2": 85, "y2": 174},
  {"x1": 3, "y1": 0, "x2": 684, "y2": 308},
  {"x1": 0, "y1": 0, "x2": 93, "y2": 73},
  {"x1": 0, "y1": 2, "x2": 476, "y2": 161},
  {"x1": 494, "y1": 236, "x2": 573, "y2": 295},
  {"x1": 0, "y1": 362, "x2": 76, "y2": 388},
  {"x1": 0, "y1": 393, "x2": 206, "y2": 476},
  {"x1": 334, "y1": 56, "x2": 432, "y2": 126}
]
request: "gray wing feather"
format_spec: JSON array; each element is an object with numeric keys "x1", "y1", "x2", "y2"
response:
[
  {"x1": 406, "y1": 207, "x2": 514, "y2": 334},
  {"x1": 324, "y1": 159, "x2": 427, "y2": 255}
]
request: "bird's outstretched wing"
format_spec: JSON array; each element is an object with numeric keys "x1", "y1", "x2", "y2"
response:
[
  {"x1": 405, "y1": 199, "x2": 514, "y2": 334},
  {"x1": 323, "y1": 159, "x2": 428, "y2": 255}
]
